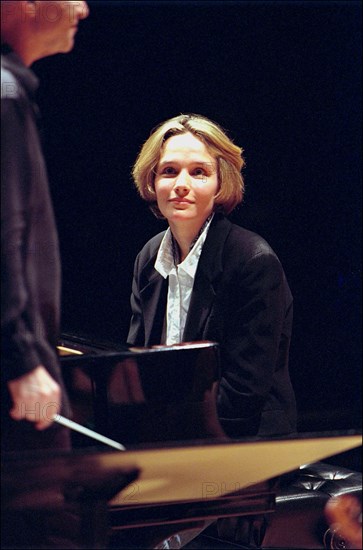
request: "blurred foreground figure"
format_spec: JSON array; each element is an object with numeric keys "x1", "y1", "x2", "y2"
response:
[{"x1": 1, "y1": 2, "x2": 89, "y2": 548}]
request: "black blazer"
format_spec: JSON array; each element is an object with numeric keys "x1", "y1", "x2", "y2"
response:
[{"x1": 127, "y1": 214, "x2": 297, "y2": 438}]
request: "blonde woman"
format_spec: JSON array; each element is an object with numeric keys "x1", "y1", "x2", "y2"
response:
[{"x1": 128, "y1": 114, "x2": 296, "y2": 439}]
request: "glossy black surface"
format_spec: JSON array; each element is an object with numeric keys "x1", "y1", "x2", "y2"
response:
[{"x1": 60, "y1": 338, "x2": 226, "y2": 447}]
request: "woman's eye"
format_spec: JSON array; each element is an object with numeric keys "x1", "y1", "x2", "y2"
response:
[
  {"x1": 162, "y1": 166, "x2": 176, "y2": 175},
  {"x1": 193, "y1": 167, "x2": 206, "y2": 177}
]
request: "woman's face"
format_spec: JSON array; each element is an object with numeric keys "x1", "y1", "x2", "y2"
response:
[{"x1": 154, "y1": 132, "x2": 219, "y2": 229}]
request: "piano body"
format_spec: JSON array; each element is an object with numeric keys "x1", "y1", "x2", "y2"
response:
[
  {"x1": 58, "y1": 334, "x2": 226, "y2": 446},
  {"x1": 2, "y1": 334, "x2": 361, "y2": 549},
  {"x1": 2, "y1": 337, "x2": 231, "y2": 549},
  {"x1": 57, "y1": 334, "x2": 277, "y2": 548}
]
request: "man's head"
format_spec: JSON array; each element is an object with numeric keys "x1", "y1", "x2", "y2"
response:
[{"x1": 1, "y1": 1, "x2": 89, "y2": 66}]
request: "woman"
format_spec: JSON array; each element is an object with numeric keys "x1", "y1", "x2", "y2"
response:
[{"x1": 128, "y1": 113, "x2": 296, "y2": 438}]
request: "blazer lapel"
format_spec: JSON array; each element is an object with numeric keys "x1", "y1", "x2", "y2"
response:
[
  {"x1": 140, "y1": 264, "x2": 167, "y2": 346},
  {"x1": 183, "y1": 214, "x2": 231, "y2": 341}
]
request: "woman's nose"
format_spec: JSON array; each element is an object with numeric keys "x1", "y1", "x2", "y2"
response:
[{"x1": 174, "y1": 171, "x2": 191, "y2": 194}]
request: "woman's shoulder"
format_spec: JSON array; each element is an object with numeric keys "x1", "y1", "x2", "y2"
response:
[
  {"x1": 138, "y1": 231, "x2": 166, "y2": 257},
  {"x1": 226, "y1": 221, "x2": 277, "y2": 259},
  {"x1": 223, "y1": 223, "x2": 288, "y2": 284}
]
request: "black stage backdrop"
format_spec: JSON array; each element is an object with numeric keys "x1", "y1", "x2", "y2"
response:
[{"x1": 33, "y1": 1, "x2": 361, "y2": 433}]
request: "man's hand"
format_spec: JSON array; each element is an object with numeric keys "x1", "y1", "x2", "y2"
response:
[{"x1": 8, "y1": 366, "x2": 61, "y2": 430}]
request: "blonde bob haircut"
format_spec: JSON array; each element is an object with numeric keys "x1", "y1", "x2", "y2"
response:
[{"x1": 132, "y1": 114, "x2": 245, "y2": 218}]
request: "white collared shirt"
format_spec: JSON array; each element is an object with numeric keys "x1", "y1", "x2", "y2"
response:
[{"x1": 154, "y1": 215, "x2": 214, "y2": 345}]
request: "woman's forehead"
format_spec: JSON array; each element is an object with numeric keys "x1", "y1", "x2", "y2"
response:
[{"x1": 159, "y1": 132, "x2": 216, "y2": 161}]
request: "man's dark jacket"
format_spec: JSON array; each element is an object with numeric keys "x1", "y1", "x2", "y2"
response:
[
  {"x1": 127, "y1": 213, "x2": 297, "y2": 438},
  {"x1": 1, "y1": 49, "x2": 69, "y2": 415}
]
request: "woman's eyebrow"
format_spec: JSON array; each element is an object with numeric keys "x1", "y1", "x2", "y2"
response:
[{"x1": 158, "y1": 159, "x2": 216, "y2": 167}]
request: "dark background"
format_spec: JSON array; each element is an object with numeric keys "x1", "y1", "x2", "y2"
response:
[{"x1": 34, "y1": 1, "x2": 361, "y2": 434}]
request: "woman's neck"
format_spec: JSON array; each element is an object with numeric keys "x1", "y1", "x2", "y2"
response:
[
  {"x1": 169, "y1": 215, "x2": 213, "y2": 263},
  {"x1": 170, "y1": 225, "x2": 195, "y2": 262}
]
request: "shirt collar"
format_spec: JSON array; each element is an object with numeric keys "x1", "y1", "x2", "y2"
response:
[
  {"x1": 155, "y1": 214, "x2": 214, "y2": 279},
  {"x1": 154, "y1": 228, "x2": 174, "y2": 279}
]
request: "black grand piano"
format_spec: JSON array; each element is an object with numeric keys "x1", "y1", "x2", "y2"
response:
[
  {"x1": 3, "y1": 335, "x2": 267, "y2": 549},
  {"x1": 2, "y1": 334, "x2": 361, "y2": 549}
]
